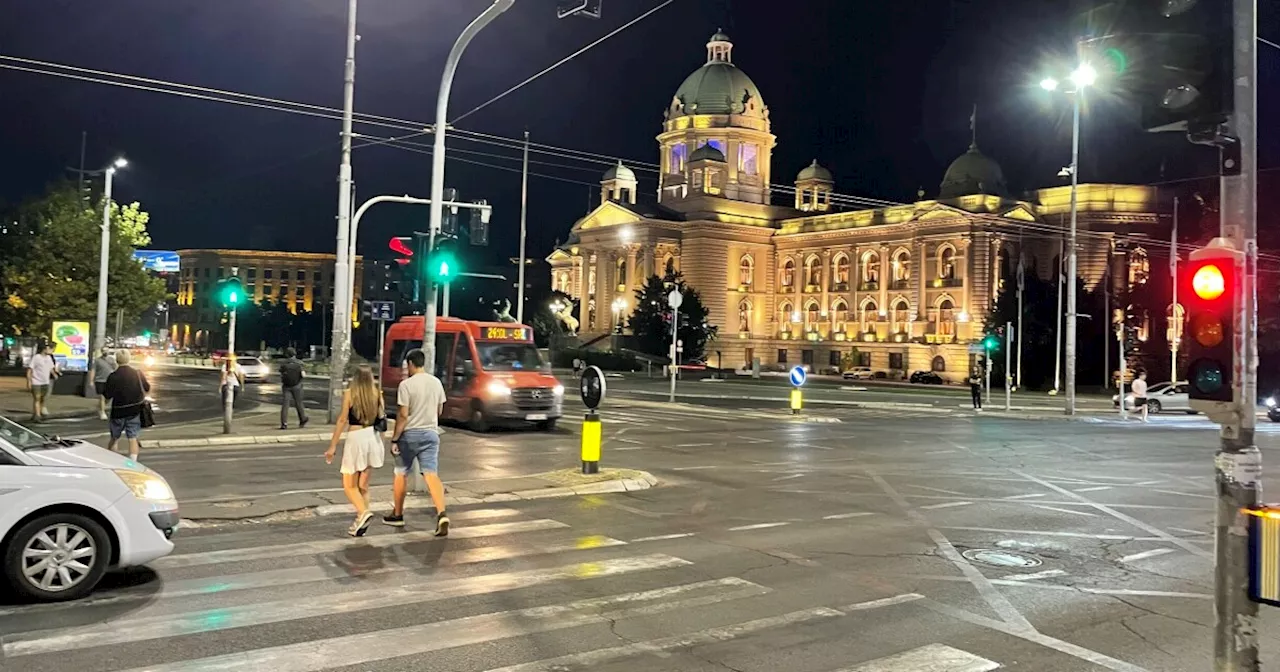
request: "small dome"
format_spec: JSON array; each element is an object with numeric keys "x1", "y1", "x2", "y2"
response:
[
  {"x1": 668, "y1": 32, "x2": 766, "y2": 119},
  {"x1": 689, "y1": 144, "x2": 726, "y2": 163},
  {"x1": 796, "y1": 159, "x2": 832, "y2": 183},
  {"x1": 602, "y1": 161, "x2": 636, "y2": 182},
  {"x1": 709, "y1": 28, "x2": 731, "y2": 43},
  {"x1": 939, "y1": 145, "x2": 1007, "y2": 199}
]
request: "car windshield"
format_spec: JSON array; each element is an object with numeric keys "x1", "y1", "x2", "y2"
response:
[
  {"x1": 0, "y1": 415, "x2": 51, "y2": 451},
  {"x1": 476, "y1": 343, "x2": 547, "y2": 372}
]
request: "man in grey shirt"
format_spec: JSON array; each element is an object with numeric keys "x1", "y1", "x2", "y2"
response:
[{"x1": 91, "y1": 348, "x2": 117, "y2": 421}]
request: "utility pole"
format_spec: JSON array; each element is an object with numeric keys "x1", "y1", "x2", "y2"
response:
[
  {"x1": 77, "y1": 131, "x2": 87, "y2": 201},
  {"x1": 1170, "y1": 195, "x2": 1180, "y2": 380},
  {"x1": 516, "y1": 129, "x2": 530, "y2": 324},
  {"x1": 327, "y1": 0, "x2": 358, "y2": 423},
  {"x1": 1214, "y1": 0, "x2": 1259, "y2": 667},
  {"x1": 1015, "y1": 252, "x2": 1024, "y2": 390},
  {"x1": 1064, "y1": 78, "x2": 1082, "y2": 415},
  {"x1": 1104, "y1": 258, "x2": 1111, "y2": 388},
  {"x1": 668, "y1": 289, "x2": 682, "y2": 403},
  {"x1": 93, "y1": 167, "x2": 116, "y2": 358},
  {"x1": 1005, "y1": 322, "x2": 1013, "y2": 411},
  {"x1": 1052, "y1": 236, "x2": 1064, "y2": 394},
  {"x1": 1118, "y1": 323, "x2": 1127, "y2": 421}
]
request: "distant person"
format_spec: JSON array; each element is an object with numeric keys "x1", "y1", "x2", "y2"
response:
[
  {"x1": 278, "y1": 347, "x2": 308, "y2": 430},
  {"x1": 324, "y1": 365, "x2": 386, "y2": 537},
  {"x1": 91, "y1": 348, "x2": 118, "y2": 420},
  {"x1": 968, "y1": 369, "x2": 983, "y2": 411},
  {"x1": 384, "y1": 348, "x2": 449, "y2": 536},
  {"x1": 103, "y1": 350, "x2": 150, "y2": 461},
  {"x1": 1132, "y1": 370, "x2": 1150, "y2": 422},
  {"x1": 26, "y1": 342, "x2": 59, "y2": 422},
  {"x1": 220, "y1": 356, "x2": 245, "y2": 405}
]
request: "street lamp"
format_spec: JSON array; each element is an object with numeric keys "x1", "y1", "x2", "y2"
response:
[
  {"x1": 611, "y1": 297, "x2": 626, "y2": 334},
  {"x1": 92, "y1": 157, "x2": 128, "y2": 360}
]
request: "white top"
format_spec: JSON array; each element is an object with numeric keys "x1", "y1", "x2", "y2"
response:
[
  {"x1": 1131, "y1": 378, "x2": 1148, "y2": 397},
  {"x1": 397, "y1": 372, "x2": 446, "y2": 432},
  {"x1": 28, "y1": 354, "x2": 57, "y2": 386}
]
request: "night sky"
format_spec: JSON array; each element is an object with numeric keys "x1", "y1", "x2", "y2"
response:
[{"x1": 2, "y1": 0, "x2": 1277, "y2": 269}]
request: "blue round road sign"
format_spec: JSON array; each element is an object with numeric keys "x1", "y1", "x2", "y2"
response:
[{"x1": 789, "y1": 366, "x2": 807, "y2": 387}]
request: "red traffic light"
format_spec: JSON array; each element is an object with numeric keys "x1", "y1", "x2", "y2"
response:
[
  {"x1": 389, "y1": 237, "x2": 413, "y2": 257},
  {"x1": 1192, "y1": 263, "x2": 1225, "y2": 300}
]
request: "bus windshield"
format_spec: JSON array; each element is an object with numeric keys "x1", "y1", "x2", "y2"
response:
[{"x1": 476, "y1": 342, "x2": 547, "y2": 372}]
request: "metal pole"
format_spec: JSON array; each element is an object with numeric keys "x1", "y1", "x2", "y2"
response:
[
  {"x1": 516, "y1": 129, "x2": 530, "y2": 324},
  {"x1": 984, "y1": 350, "x2": 991, "y2": 403},
  {"x1": 1053, "y1": 236, "x2": 1064, "y2": 393},
  {"x1": 421, "y1": 0, "x2": 516, "y2": 373},
  {"x1": 1118, "y1": 324, "x2": 1127, "y2": 421},
  {"x1": 1064, "y1": 86, "x2": 1081, "y2": 415},
  {"x1": 376, "y1": 318, "x2": 385, "y2": 375},
  {"x1": 327, "y1": 0, "x2": 358, "y2": 423},
  {"x1": 77, "y1": 131, "x2": 87, "y2": 201},
  {"x1": 669, "y1": 307, "x2": 678, "y2": 403},
  {"x1": 1214, "y1": 1, "x2": 1259, "y2": 668},
  {"x1": 223, "y1": 307, "x2": 237, "y2": 435},
  {"x1": 92, "y1": 168, "x2": 114, "y2": 358},
  {"x1": 443, "y1": 283, "x2": 451, "y2": 318},
  {"x1": 1015, "y1": 252, "x2": 1024, "y2": 390},
  {"x1": 1170, "y1": 195, "x2": 1179, "y2": 380},
  {"x1": 1104, "y1": 262, "x2": 1110, "y2": 387},
  {"x1": 1005, "y1": 321, "x2": 1012, "y2": 411}
]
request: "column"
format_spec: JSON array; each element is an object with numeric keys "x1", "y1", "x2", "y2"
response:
[
  {"x1": 574, "y1": 255, "x2": 585, "y2": 300},
  {"x1": 821, "y1": 249, "x2": 832, "y2": 335},
  {"x1": 878, "y1": 245, "x2": 889, "y2": 316},
  {"x1": 959, "y1": 237, "x2": 972, "y2": 320},
  {"x1": 643, "y1": 246, "x2": 656, "y2": 281},
  {"x1": 916, "y1": 240, "x2": 927, "y2": 324}
]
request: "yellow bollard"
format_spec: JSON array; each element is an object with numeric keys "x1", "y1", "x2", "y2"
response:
[
  {"x1": 581, "y1": 411, "x2": 602, "y2": 474},
  {"x1": 790, "y1": 388, "x2": 803, "y2": 415}
]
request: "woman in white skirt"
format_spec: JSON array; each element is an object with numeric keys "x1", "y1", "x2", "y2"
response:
[{"x1": 324, "y1": 365, "x2": 386, "y2": 536}]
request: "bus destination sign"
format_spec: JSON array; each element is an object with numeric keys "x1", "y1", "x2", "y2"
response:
[{"x1": 483, "y1": 326, "x2": 530, "y2": 341}]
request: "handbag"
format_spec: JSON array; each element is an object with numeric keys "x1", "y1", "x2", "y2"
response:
[
  {"x1": 374, "y1": 401, "x2": 388, "y2": 433},
  {"x1": 135, "y1": 369, "x2": 156, "y2": 428}
]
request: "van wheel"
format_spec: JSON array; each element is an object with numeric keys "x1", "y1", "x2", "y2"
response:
[
  {"x1": 536, "y1": 419, "x2": 557, "y2": 431},
  {"x1": 468, "y1": 405, "x2": 491, "y2": 433},
  {"x1": 4, "y1": 513, "x2": 112, "y2": 602}
]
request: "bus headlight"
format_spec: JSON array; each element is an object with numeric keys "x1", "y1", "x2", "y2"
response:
[
  {"x1": 553, "y1": 384, "x2": 565, "y2": 397},
  {"x1": 486, "y1": 380, "x2": 511, "y2": 397}
]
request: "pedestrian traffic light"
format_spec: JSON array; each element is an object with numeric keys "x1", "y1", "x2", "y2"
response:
[
  {"x1": 218, "y1": 278, "x2": 244, "y2": 308},
  {"x1": 428, "y1": 243, "x2": 459, "y2": 283},
  {"x1": 982, "y1": 334, "x2": 999, "y2": 351},
  {"x1": 389, "y1": 237, "x2": 413, "y2": 266},
  {"x1": 1183, "y1": 239, "x2": 1240, "y2": 411}
]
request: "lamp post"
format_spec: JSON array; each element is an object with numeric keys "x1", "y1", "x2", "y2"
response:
[
  {"x1": 91, "y1": 157, "x2": 129, "y2": 365},
  {"x1": 611, "y1": 297, "x2": 626, "y2": 334},
  {"x1": 327, "y1": 0, "x2": 359, "y2": 423},
  {"x1": 1039, "y1": 58, "x2": 1095, "y2": 415}
]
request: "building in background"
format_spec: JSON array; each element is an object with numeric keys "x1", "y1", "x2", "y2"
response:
[{"x1": 171, "y1": 249, "x2": 362, "y2": 349}]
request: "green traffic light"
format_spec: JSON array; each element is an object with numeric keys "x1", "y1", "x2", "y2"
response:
[
  {"x1": 982, "y1": 335, "x2": 999, "y2": 350},
  {"x1": 429, "y1": 249, "x2": 458, "y2": 282}
]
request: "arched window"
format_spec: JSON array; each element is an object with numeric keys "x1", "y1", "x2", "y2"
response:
[
  {"x1": 779, "y1": 301, "x2": 795, "y2": 329},
  {"x1": 892, "y1": 249, "x2": 911, "y2": 282},
  {"x1": 931, "y1": 355, "x2": 947, "y2": 372},
  {"x1": 832, "y1": 253, "x2": 850, "y2": 287},
  {"x1": 860, "y1": 299, "x2": 878, "y2": 331},
  {"x1": 805, "y1": 256, "x2": 821, "y2": 288},
  {"x1": 663, "y1": 254, "x2": 676, "y2": 277},
  {"x1": 938, "y1": 244, "x2": 957, "y2": 280},
  {"x1": 892, "y1": 299, "x2": 910, "y2": 332},
  {"x1": 861, "y1": 251, "x2": 881, "y2": 286},
  {"x1": 738, "y1": 255, "x2": 754, "y2": 287},
  {"x1": 1129, "y1": 247, "x2": 1150, "y2": 286},
  {"x1": 780, "y1": 258, "x2": 796, "y2": 288},
  {"x1": 556, "y1": 272, "x2": 570, "y2": 294},
  {"x1": 832, "y1": 299, "x2": 849, "y2": 331},
  {"x1": 937, "y1": 298, "x2": 956, "y2": 336},
  {"x1": 805, "y1": 300, "x2": 821, "y2": 328},
  {"x1": 616, "y1": 258, "x2": 627, "y2": 288}
]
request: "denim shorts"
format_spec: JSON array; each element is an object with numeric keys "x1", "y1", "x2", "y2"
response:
[
  {"x1": 395, "y1": 429, "x2": 439, "y2": 475},
  {"x1": 110, "y1": 414, "x2": 142, "y2": 440}
]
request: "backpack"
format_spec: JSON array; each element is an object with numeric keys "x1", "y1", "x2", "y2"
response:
[{"x1": 280, "y1": 360, "x2": 303, "y2": 387}]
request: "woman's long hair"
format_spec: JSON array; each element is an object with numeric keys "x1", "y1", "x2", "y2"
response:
[{"x1": 348, "y1": 365, "x2": 381, "y2": 426}]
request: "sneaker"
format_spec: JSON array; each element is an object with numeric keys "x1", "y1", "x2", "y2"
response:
[
  {"x1": 280, "y1": 424, "x2": 288, "y2": 430},
  {"x1": 99, "y1": 413, "x2": 108, "y2": 421},
  {"x1": 348, "y1": 510, "x2": 375, "y2": 537},
  {"x1": 382, "y1": 514, "x2": 405, "y2": 527},
  {"x1": 434, "y1": 512, "x2": 450, "y2": 537},
  {"x1": 300, "y1": 418, "x2": 309, "y2": 428}
]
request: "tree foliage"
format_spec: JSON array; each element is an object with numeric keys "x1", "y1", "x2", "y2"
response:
[
  {"x1": 0, "y1": 183, "x2": 165, "y2": 338},
  {"x1": 627, "y1": 272, "x2": 717, "y2": 362}
]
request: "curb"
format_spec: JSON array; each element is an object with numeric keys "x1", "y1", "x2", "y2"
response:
[{"x1": 141, "y1": 426, "x2": 404, "y2": 449}]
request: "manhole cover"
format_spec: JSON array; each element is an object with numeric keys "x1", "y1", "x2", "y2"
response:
[
  {"x1": 211, "y1": 500, "x2": 253, "y2": 509},
  {"x1": 961, "y1": 549, "x2": 1042, "y2": 568}
]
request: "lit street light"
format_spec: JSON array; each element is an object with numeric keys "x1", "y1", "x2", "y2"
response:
[
  {"x1": 1040, "y1": 77, "x2": 1059, "y2": 91},
  {"x1": 92, "y1": 157, "x2": 128, "y2": 360},
  {"x1": 611, "y1": 297, "x2": 626, "y2": 334}
]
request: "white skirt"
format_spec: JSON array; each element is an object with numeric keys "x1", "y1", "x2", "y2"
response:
[{"x1": 340, "y1": 426, "x2": 385, "y2": 474}]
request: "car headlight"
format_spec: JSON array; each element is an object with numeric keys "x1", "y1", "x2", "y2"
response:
[
  {"x1": 115, "y1": 469, "x2": 175, "y2": 502},
  {"x1": 1267, "y1": 397, "x2": 1276, "y2": 408},
  {"x1": 145, "y1": 355, "x2": 156, "y2": 366},
  {"x1": 553, "y1": 384, "x2": 565, "y2": 397},
  {"x1": 486, "y1": 380, "x2": 511, "y2": 397}
]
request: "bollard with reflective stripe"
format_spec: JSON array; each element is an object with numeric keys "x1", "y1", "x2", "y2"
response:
[
  {"x1": 1247, "y1": 507, "x2": 1280, "y2": 606},
  {"x1": 790, "y1": 388, "x2": 802, "y2": 415},
  {"x1": 581, "y1": 411, "x2": 602, "y2": 474}
]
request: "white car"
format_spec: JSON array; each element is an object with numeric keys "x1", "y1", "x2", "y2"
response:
[
  {"x1": 238, "y1": 356, "x2": 271, "y2": 383},
  {"x1": 0, "y1": 416, "x2": 178, "y2": 601},
  {"x1": 842, "y1": 367, "x2": 875, "y2": 380},
  {"x1": 1111, "y1": 381, "x2": 1193, "y2": 414}
]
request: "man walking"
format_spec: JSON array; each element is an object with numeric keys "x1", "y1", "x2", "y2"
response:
[
  {"x1": 383, "y1": 349, "x2": 449, "y2": 536},
  {"x1": 278, "y1": 347, "x2": 308, "y2": 430},
  {"x1": 968, "y1": 369, "x2": 983, "y2": 411},
  {"x1": 1131, "y1": 370, "x2": 1150, "y2": 422},
  {"x1": 26, "y1": 342, "x2": 59, "y2": 422},
  {"x1": 103, "y1": 350, "x2": 150, "y2": 461},
  {"x1": 91, "y1": 348, "x2": 117, "y2": 420}
]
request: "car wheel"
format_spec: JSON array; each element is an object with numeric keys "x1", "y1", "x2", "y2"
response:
[
  {"x1": 4, "y1": 513, "x2": 112, "y2": 602},
  {"x1": 1148, "y1": 400, "x2": 1162, "y2": 414},
  {"x1": 535, "y1": 419, "x2": 557, "y2": 431},
  {"x1": 468, "y1": 405, "x2": 491, "y2": 433}
]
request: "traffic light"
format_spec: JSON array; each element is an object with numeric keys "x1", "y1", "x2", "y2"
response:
[
  {"x1": 1183, "y1": 240, "x2": 1240, "y2": 409},
  {"x1": 389, "y1": 237, "x2": 413, "y2": 266},
  {"x1": 469, "y1": 199, "x2": 490, "y2": 246},
  {"x1": 218, "y1": 278, "x2": 244, "y2": 308},
  {"x1": 427, "y1": 241, "x2": 459, "y2": 283},
  {"x1": 1077, "y1": 0, "x2": 1232, "y2": 135},
  {"x1": 441, "y1": 188, "x2": 459, "y2": 237},
  {"x1": 982, "y1": 333, "x2": 999, "y2": 351}
]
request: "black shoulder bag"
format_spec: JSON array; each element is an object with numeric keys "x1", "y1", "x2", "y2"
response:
[{"x1": 135, "y1": 369, "x2": 156, "y2": 428}]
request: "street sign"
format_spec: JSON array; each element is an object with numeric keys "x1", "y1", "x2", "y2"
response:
[
  {"x1": 968, "y1": 344, "x2": 985, "y2": 354},
  {"x1": 667, "y1": 289, "x2": 683, "y2": 309},
  {"x1": 369, "y1": 301, "x2": 395, "y2": 322},
  {"x1": 789, "y1": 366, "x2": 807, "y2": 387},
  {"x1": 580, "y1": 365, "x2": 606, "y2": 410}
]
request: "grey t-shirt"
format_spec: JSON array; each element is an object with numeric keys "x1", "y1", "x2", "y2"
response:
[{"x1": 93, "y1": 355, "x2": 117, "y2": 381}]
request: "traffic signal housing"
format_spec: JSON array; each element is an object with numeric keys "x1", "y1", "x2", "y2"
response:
[
  {"x1": 427, "y1": 240, "x2": 459, "y2": 283},
  {"x1": 217, "y1": 278, "x2": 244, "y2": 308},
  {"x1": 1183, "y1": 239, "x2": 1240, "y2": 412}
]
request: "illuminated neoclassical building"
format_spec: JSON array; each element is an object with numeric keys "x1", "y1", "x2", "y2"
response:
[{"x1": 548, "y1": 31, "x2": 1162, "y2": 380}]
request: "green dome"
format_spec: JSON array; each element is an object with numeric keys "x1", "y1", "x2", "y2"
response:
[
  {"x1": 668, "y1": 33, "x2": 766, "y2": 118},
  {"x1": 602, "y1": 161, "x2": 636, "y2": 182},
  {"x1": 689, "y1": 144, "x2": 726, "y2": 163},
  {"x1": 797, "y1": 159, "x2": 832, "y2": 183},
  {"x1": 939, "y1": 145, "x2": 1007, "y2": 199}
]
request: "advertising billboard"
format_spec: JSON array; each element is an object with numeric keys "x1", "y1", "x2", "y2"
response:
[
  {"x1": 51, "y1": 321, "x2": 91, "y2": 372},
  {"x1": 134, "y1": 250, "x2": 180, "y2": 273}
]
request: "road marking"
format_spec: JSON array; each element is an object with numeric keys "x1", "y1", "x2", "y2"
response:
[
  {"x1": 906, "y1": 485, "x2": 971, "y2": 496},
  {"x1": 153, "y1": 519, "x2": 569, "y2": 568},
  {"x1": 841, "y1": 593, "x2": 924, "y2": 611},
  {"x1": 1152, "y1": 489, "x2": 1215, "y2": 499},
  {"x1": 924, "y1": 449, "x2": 958, "y2": 455},
  {"x1": 1002, "y1": 493, "x2": 1046, "y2": 500},
  {"x1": 675, "y1": 442, "x2": 713, "y2": 447},
  {"x1": 837, "y1": 643, "x2": 1000, "y2": 672},
  {"x1": 1170, "y1": 526, "x2": 1210, "y2": 536},
  {"x1": 1119, "y1": 548, "x2": 1177, "y2": 564},
  {"x1": 1073, "y1": 486, "x2": 1112, "y2": 492},
  {"x1": 1132, "y1": 480, "x2": 1164, "y2": 486},
  {"x1": 106, "y1": 578, "x2": 769, "y2": 672},
  {"x1": 999, "y1": 569, "x2": 1066, "y2": 582},
  {"x1": 629, "y1": 532, "x2": 694, "y2": 542},
  {"x1": 824, "y1": 512, "x2": 876, "y2": 520},
  {"x1": 1028, "y1": 504, "x2": 1098, "y2": 517},
  {"x1": 728, "y1": 522, "x2": 790, "y2": 531},
  {"x1": 670, "y1": 465, "x2": 718, "y2": 471},
  {"x1": 919, "y1": 501, "x2": 973, "y2": 510},
  {"x1": 5, "y1": 554, "x2": 695, "y2": 658},
  {"x1": 939, "y1": 527, "x2": 1151, "y2": 541},
  {"x1": 772, "y1": 473, "x2": 804, "y2": 482}
]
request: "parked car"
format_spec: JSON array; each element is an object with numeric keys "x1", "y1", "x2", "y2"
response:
[
  {"x1": 1265, "y1": 394, "x2": 1280, "y2": 422},
  {"x1": 1111, "y1": 381, "x2": 1193, "y2": 414},
  {"x1": 842, "y1": 367, "x2": 875, "y2": 380},
  {"x1": 0, "y1": 415, "x2": 178, "y2": 601},
  {"x1": 909, "y1": 370, "x2": 944, "y2": 385},
  {"x1": 238, "y1": 356, "x2": 271, "y2": 383}
]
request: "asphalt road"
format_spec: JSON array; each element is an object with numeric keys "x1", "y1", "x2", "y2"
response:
[{"x1": 7, "y1": 381, "x2": 1280, "y2": 672}]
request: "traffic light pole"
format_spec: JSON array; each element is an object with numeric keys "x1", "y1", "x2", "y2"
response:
[
  {"x1": 1214, "y1": 1, "x2": 1259, "y2": 668},
  {"x1": 223, "y1": 307, "x2": 236, "y2": 435},
  {"x1": 1004, "y1": 322, "x2": 1012, "y2": 411},
  {"x1": 327, "y1": 0, "x2": 358, "y2": 424}
]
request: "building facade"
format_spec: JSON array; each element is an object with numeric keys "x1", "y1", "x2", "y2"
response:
[
  {"x1": 171, "y1": 249, "x2": 362, "y2": 349},
  {"x1": 548, "y1": 32, "x2": 1164, "y2": 381}
]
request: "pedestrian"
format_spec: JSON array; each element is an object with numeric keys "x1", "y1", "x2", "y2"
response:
[
  {"x1": 1132, "y1": 370, "x2": 1150, "y2": 422},
  {"x1": 383, "y1": 348, "x2": 450, "y2": 536},
  {"x1": 968, "y1": 369, "x2": 983, "y2": 410},
  {"x1": 278, "y1": 347, "x2": 308, "y2": 430},
  {"x1": 324, "y1": 365, "x2": 386, "y2": 537},
  {"x1": 26, "y1": 342, "x2": 59, "y2": 422},
  {"x1": 103, "y1": 350, "x2": 150, "y2": 462},
  {"x1": 91, "y1": 347, "x2": 118, "y2": 420},
  {"x1": 219, "y1": 356, "x2": 245, "y2": 406}
]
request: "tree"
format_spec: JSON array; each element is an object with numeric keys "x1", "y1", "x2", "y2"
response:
[
  {"x1": 0, "y1": 183, "x2": 165, "y2": 339},
  {"x1": 627, "y1": 272, "x2": 717, "y2": 362}
]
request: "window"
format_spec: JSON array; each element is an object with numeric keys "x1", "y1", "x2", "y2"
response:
[
  {"x1": 477, "y1": 342, "x2": 547, "y2": 372},
  {"x1": 739, "y1": 144, "x2": 759, "y2": 175},
  {"x1": 216, "y1": 267, "x2": 225, "y2": 278},
  {"x1": 264, "y1": 269, "x2": 273, "y2": 280},
  {"x1": 861, "y1": 251, "x2": 880, "y2": 286},
  {"x1": 829, "y1": 351, "x2": 842, "y2": 367},
  {"x1": 699, "y1": 139, "x2": 726, "y2": 155},
  {"x1": 737, "y1": 300, "x2": 752, "y2": 332},
  {"x1": 805, "y1": 301, "x2": 820, "y2": 328},
  {"x1": 861, "y1": 300, "x2": 878, "y2": 330},
  {"x1": 615, "y1": 258, "x2": 627, "y2": 287},
  {"x1": 247, "y1": 268, "x2": 257, "y2": 279},
  {"x1": 433, "y1": 334, "x2": 456, "y2": 379},
  {"x1": 937, "y1": 299, "x2": 956, "y2": 335},
  {"x1": 832, "y1": 254, "x2": 850, "y2": 286},
  {"x1": 801, "y1": 349, "x2": 814, "y2": 366},
  {"x1": 203, "y1": 268, "x2": 211, "y2": 278},
  {"x1": 1129, "y1": 247, "x2": 1150, "y2": 286},
  {"x1": 832, "y1": 299, "x2": 849, "y2": 330},
  {"x1": 889, "y1": 353, "x2": 904, "y2": 370},
  {"x1": 280, "y1": 270, "x2": 291, "y2": 281},
  {"x1": 891, "y1": 299, "x2": 910, "y2": 332},
  {"x1": 668, "y1": 144, "x2": 687, "y2": 173},
  {"x1": 777, "y1": 349, "x2": 788, "y2": 364},
  {"x1": 738, "y1": 255, "x2": 754, "y2": 287},
  {"x1": 779, "y1": 301, "x2": 795, "y2": 328},
  {"x1": 931, "y1": 355, "x2": 947, "y2": 372},
  {"x1": 805, "y1": 256, "x2": 821, "y2": 287},
  {"x1": 780, "y1": 259, "x2": 796, "y2": 287},
  {"x1": 892, "y1": 250, "x2": 910, "y2": 282},
  {"x1": 587, "y1": 268, "x2": 597, "y2": 296},
  {"x1": 938, "y1": 245, "x2": 956, "y2": 280},
  {"x1": 664, "y1": 255, "x2": 676, "y2": 277},
  {"x1": 297, "y1": 270, "x2": 307, "y2": 282}
]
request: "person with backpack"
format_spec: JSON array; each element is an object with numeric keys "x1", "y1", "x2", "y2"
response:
[{"x1": 278, "y1": 347, "x2": 308, "y2": 429}]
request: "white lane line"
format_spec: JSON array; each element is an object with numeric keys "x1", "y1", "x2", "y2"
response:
[
  {"x1": 1119, "y1": 548, "x2": 1177, "y2": 564},
  {"x1": 772, "y1": 473, "x2": 804, "y2": 482},
  {"x1": 153, "y1": 519, "x2": 568, "y2": 568},
  {"x1": 675, "y1": 442, "x2": 713, "y2": 448},
  {"x1": 1002, "y1": 493, "x2": 1046, "y2": 500},
  {"x1": 841, "y1": 593, "x2": 924, "y2": 611},
  {"x1": 1170, "y1": 526, "x2": 1210, "y2": 536},
  {"x1": 1132, "y1": 480, "x2": 1164, "y2": 486},
  {"x1": 616, "y1": 437, "x2": 644, "y2": 445},
  {"x1": 629, "y1": 533, "x2": 694, "y2": 542},
  {"x1": 939, "y1": 527, "x2": 1151, "y2": 541},
  {"x1": 919, "y1": 501, "x2": 974, "y2": 510},
  {"x1": 1028, "y1": 504, "x2": 1099, "y2": 518},
  {"x1": 727, "y1": 522, "x2": 790, "y2": 531},
  {"x1": 824, "y1": 512, "x2": 876, "y2": 520},
  {"x1": 670, "y1": 465, "x2": 717, "y2": 471},
  {"x1": 837, "y1": 643, "x2": 1000, "y2": 672},
  {"x1": 1153, "y1": 489, "x2": 1215, "y2": 499},
  {"x1": 999, "y1": 569, "x2": 1067, "y2": 582},
  {"x1": 925, "y1": 449, "x2": 958, "y2": 455},
  {"x1": 108, "y1": 578, "x2": 770, "y2": 672},
  {"x1": 905, "y1": 484, "x2": 971, "y2": 496},
  {"x1": 5, "y1": 554, "x2": 693, "y2": 657},
  {"x1": 1073, "y1": 486, "x2": 1113, "y2": 492},
  {"x1": 480, "y1": 607, "x2": 842, "y2": 672}
]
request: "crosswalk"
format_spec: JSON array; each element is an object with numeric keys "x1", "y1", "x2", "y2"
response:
[
  {"x1": 557, "y1": 398, "x2": 929, "y2": 431},
  {"x1": 0, "y1": 505, "x2": 1009, "y2": 672}
]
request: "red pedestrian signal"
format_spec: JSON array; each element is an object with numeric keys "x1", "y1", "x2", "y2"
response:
[
  {"x1": 388, "y1": 237, "x2": 413, "y2": 257},
  {"x1": 1183, "y1": 241, "x2": 1240, "y2": 409}
]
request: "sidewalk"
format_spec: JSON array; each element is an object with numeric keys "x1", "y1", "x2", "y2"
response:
[
  {"x1": 0, "y1": 374, "x2": 100, "y2": 420},
  {"x1": 136, "y1": 408, "x2": 335, "y2": 447}
]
